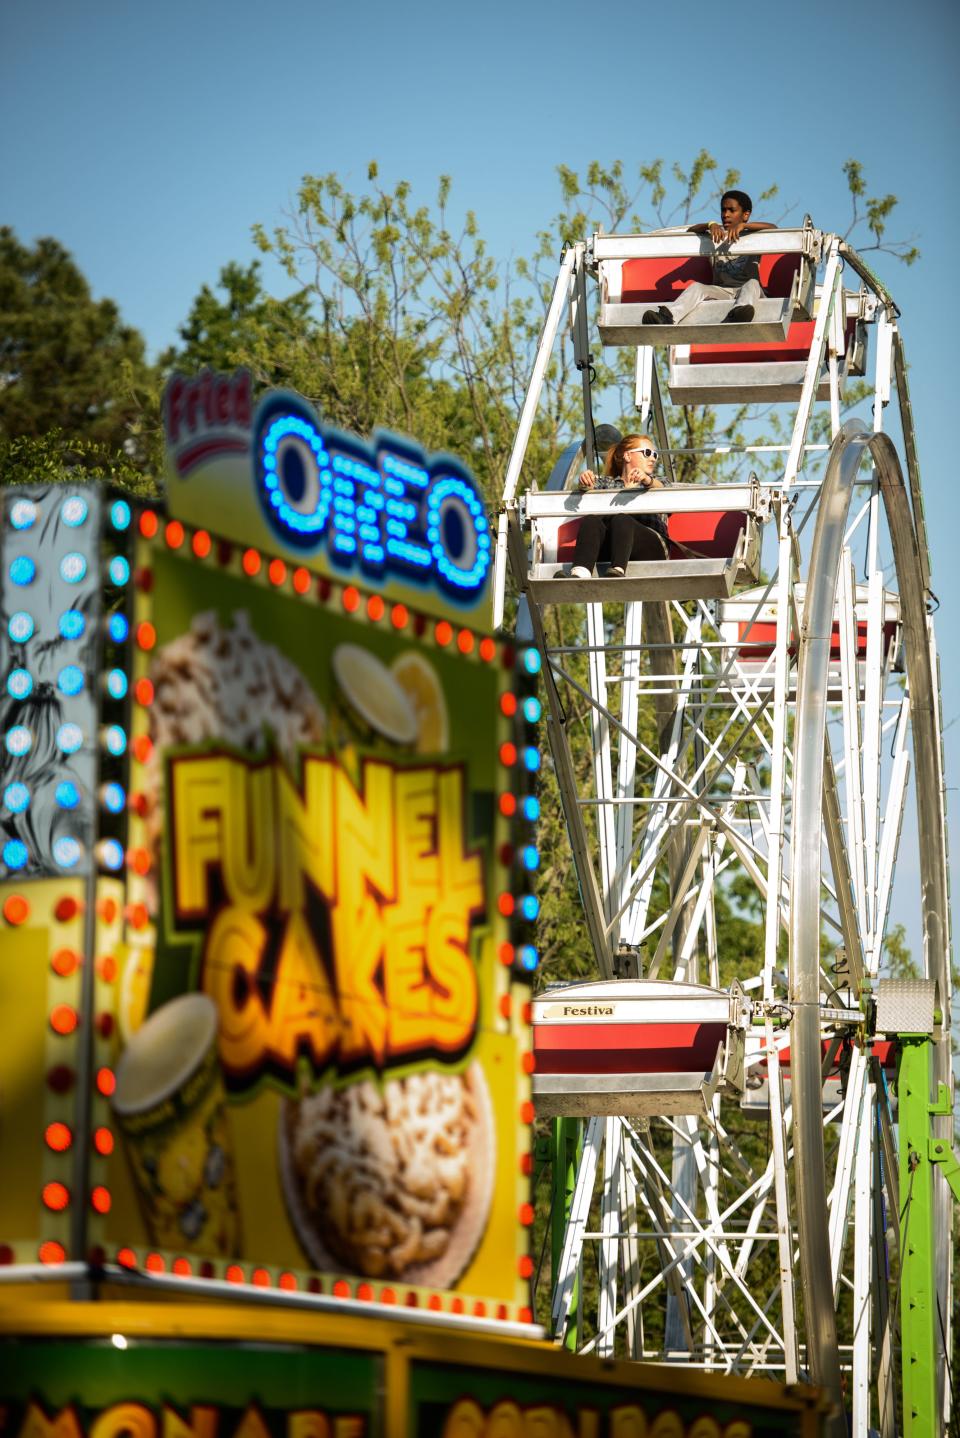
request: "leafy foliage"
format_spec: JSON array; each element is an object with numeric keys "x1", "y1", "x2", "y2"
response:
[
  {"x1": 0, "y1": 227, "x2": 155, "y2": 474},
  {"x1": 160, "y1": 260, "x2": 313, "y2": 384},
  {"x1": 0, "y1": 427, "x2": 159, "y2": 496},
  {"x1": 843, "y1": 160, "x2": 920, "y2": 264}
]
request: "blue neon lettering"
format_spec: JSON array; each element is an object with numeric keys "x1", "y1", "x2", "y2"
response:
[{"x1": 253, "y1": 394, "x2": 490, "y2": 601}]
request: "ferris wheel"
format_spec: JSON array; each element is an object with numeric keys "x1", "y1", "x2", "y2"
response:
[{"x1": 493, "y1": 225, "x2": 955, "y2": 1436}]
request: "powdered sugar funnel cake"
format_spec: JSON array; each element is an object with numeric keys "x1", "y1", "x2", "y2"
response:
[
  {"x1": 143, "y1": 610, "x2": 326, "y2": 906},
  {"x1": 279, "y1": 1065, "x2": 495, "y2": 1287}
]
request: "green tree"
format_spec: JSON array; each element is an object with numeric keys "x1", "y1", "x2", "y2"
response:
[
  {"x1": 244, "y1": 163, "x2": 572, "y2": 504},
  {"x1": 0, "y1": 427, "x2": 158, "y2": 497},
  {"x1": 160, "y1": 260, "x2": 313, "y2": 382},
  {"x1": 0, "y1": 224, "x2": 153, "y2": 471}
]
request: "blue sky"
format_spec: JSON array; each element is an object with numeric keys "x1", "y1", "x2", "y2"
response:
[{"x1": 3, "y1": 0, "x2": 958, "y2": 962}]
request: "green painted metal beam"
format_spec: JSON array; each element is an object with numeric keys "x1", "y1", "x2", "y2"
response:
[
  {"x1": 896, "y1": 1037, "x2": 940, "y2": 1437},
  {"x1": 551, "y1": 1117, "x2": 581, "y2": 1351}
]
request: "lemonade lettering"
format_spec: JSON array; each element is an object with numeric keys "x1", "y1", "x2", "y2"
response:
[
  {"x1": 170, "y1": 754, "x2": 483, "y2": 1082},
  {"x1": 13, "y1": 1402, "x2": 366, "y2": 1438}
]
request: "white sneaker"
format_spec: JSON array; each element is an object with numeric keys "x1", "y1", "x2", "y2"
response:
[{"x1": 570, "y1": 565, "x2": 592, "y2": 579}]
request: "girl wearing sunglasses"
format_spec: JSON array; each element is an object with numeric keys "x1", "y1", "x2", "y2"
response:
[{"x1": 558, "y1": 433, "x2": 668, "y2": 579}]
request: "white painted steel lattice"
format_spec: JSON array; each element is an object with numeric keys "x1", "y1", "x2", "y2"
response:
[{"x1": 495, "y1": 228, "x2": 952, "y2": 1436}]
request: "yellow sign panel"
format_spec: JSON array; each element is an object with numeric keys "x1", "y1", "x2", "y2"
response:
[{"x1": 93, "y1": 531, "x2": 532, "y2": 1317}]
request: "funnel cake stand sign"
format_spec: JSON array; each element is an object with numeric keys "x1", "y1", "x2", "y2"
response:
[{"x1": 0, "y1": 378, "x2": 540, "y2": 1327}]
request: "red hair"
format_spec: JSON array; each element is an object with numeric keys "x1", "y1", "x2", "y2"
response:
[{"x1": 605, "y1": 434, "x2": 655, "y2": 478}]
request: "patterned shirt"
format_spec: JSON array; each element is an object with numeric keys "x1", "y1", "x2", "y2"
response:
[
  {"x1": 712, "y1": 248, "x2": 761, "y2": 289},
  {"x1": 586, "y1": 475, "x2": 668, "y2": 539}
]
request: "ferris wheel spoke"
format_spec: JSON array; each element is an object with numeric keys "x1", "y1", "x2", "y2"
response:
[
  {"x1": 624, "y1": 1133, "x2": 785, "y2": 1348},
  {"x1": 586, "y1": 602, "x2": 618, "y2": 913},
  {"x1": 826, "y1": 1047, "x2": 870, "y2": 1298},
  {"x1": 588, "y1": 1143, "x2": 767, "y2": 1362},
  {"x1": 868, "y1": 699, "x2": 911, "y2": 976},
  {"x1": 822, "y1": 734, "x2": 868, "y2": 991},
  {"x1": 613, "y1": 602, "x2": 644, "y2": 918},
  {"x1": 836, "y1": 550, "x2": 869, "y2": 938},
  {"x1": 861, "y1": 566, "x2": 886, "y2": 944},
  {"x1": 645, "y1": 827, "x2": 711, "y2": 978}
]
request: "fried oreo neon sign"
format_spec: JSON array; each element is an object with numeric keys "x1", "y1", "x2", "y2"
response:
[{"x1": 253, "y1": 393, "x2": 491, "y2": 600}]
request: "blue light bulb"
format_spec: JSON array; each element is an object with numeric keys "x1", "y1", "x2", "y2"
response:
[
  {"x1": 7, "y1": 668, "x2": 33, "y2": 700},
  {"x1": 9, "y1": 499, "x2": 38, "y2": 530},
  {"x1": 521, "y1": 845, "x2": 540, "y2": 871},
  {"x1": 523, "y1": 747, "x2": 540, "y2": 772},
  {"x1": 59, "y1": 610, "x2": 86, "y2": 640},
  {"x1": 53, "y1": 836, "x2": 81, "y2": 869},
  {"x1": 522, "y1": 697, "x2": 542, "y2": 723},
  {"x1": 8, "y1": 611, "x2": 34, "y2": 644},
  {"x1": 101, "y1": 782, "x2": 126, "y2": 814},
  {"x1": 5, "y1": 726, "x2": 32, "y2": 757},
  {"x1": 519, "y1": 944, "x2": 539, "y2": 971},
  {"x1": 98, "y1": 838, "x2": 124, "y2": 871},
  {"x1": 520, "y1": 894, "x2": 540, "y2": 921},
  {"x1": 522, "y1": 647, "x2": 541, "y2": 675},
  {"x1": 110, "y1": 499, "x2": 131, "y2": 531},
  {"x1": 55, "y1": 781, "x2": 80, "y2": 810},
  {"x1": 522, "y1": 795, "x2": 540, "y2": 822},
  {"x1": 105, "y1": 669, "x2": 128, "y2": 700},
  {"x1": 60, "y1": 552, "x2": 87, "y2": 584},
  {"x1": 10, "y1": 556, "x2": 36, "y2": 586},
  {"x1": 60, "y1": 495, "x2": 89, "y2": 527},
  {"x1": 108, "y1": 556, "x2": 130, "y2": 586},
  {"x1": 57, "y1": 665, "x2": 85, "y2": 697},
  {"x1": 107, "y1": 613, "x2": 129, "y2": 643},
  {"x1": 57, "y1": 723, "x2": 84, "y2": 754},
  {"x1": 3, "y1": 839, "x2": 28, "y2": 871},
  {"x1": 3, "y1": 782, "x2": 30, "y2": 814},
  {"x1": 102, "y1": 725, "x2": 126, "y2": 756}
]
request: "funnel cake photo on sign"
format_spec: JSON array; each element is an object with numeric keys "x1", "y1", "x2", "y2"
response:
[
  {"x1": 141, "y1": 609, "x2": 327, "y2": 909},
  {"x1": 279, "y1": 1064, "x2": 495, "y2": 1286}
]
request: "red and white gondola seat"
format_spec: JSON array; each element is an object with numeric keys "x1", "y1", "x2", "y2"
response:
[
  {"x1": 532, "y1": 979, "x2": 747, "y2": 1119},
  {"x1": 594, "y1": 228, "x2": 817, "y2": 346},
  {"x1": 524, "y1": 482, "x2": 766, "y2": 603},
  {"x1": 667, "y1": 296, "x2": 870, "y2": 405},
  {"x1": 717, "y1": 583, "x2": 903, "y2": 691},
  {"x1": 741, "y1": 1031, "x2": 897, "y2": 1115}
]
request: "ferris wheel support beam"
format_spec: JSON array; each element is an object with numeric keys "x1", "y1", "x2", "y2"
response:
[
  {"x1": 869, "y1": 711, "x2": 911, "y2": 977},
  {"x1": 587, "y1": 601, "x2": 619, "y2": 919},
  {"x1": 493, "y1": 245, "x2": 578, "y2": 629},
  {"x1": 570, "y1": 248, "x2": 596, "y2": 474},
  {"x1": 783, "y1": 242, "x2": 843, "y2": 490},
  {"x1": 758, "y1": 491, "x2": 804, "y2": 1380},
  {"x1": 763, "y1": 497, "x2": 796, "y2": 1000},
  {"x1": 862, "y1": 567, "x2": 885, "y2": 943},
  {"x1": 648, "y1": 356, "x2": 677, "y2": 487},
  {"x1": 614, "y1": 601, "x2": 644, "y2": 927},
  {"x1": 826, "y1": 1049, "x2": 869, "y2": 1298}
]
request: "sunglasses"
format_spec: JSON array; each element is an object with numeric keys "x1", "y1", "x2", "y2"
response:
[{"x1": 624, "y1": 447, "x2": 658, "y2": 460}]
